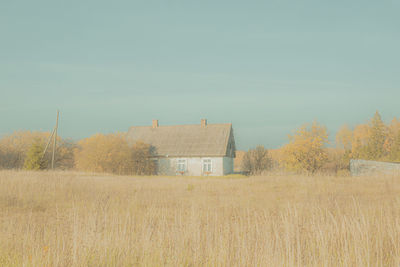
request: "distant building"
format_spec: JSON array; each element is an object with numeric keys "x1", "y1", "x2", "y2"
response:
[
  {"x1": 127, "y1": 119, "x2": 236, "y2": 176},
  {"x1": 350, "y1": 159, "x2": 400, "y2": 176}
]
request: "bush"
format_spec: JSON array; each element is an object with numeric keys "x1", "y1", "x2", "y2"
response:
[
  {"x1": 0, "y1": 131, "x2": 49, "y2": 169},
  {"x1": 55, "y1": 138, "x2": 77, "y2": 170},
  {"x1": 241, "y1": 146, "x2": 272, "y2": 175},
  {"x1": 74, "y1": 134, "x2": 156, "y2": 175},
  {"x1": 0, "y1": 131, "x2": 75, "y2": 170},
  {"x1": 131, "y1": 141, "x2": 156, "y2": 175},
  {"x1": 281, "y1": 121, "x2": 328, "y2": 174},
  {"x1": 23, "y1": 139, "x2": 47, "y2": 170}
]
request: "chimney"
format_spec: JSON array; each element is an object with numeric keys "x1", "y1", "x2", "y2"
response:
[
  {"x1": 152, "y1": 119, "x2": 159, "y2": 128},
  {"x1": 201, "y1": 119, "x2": 207, "y2": 127}
]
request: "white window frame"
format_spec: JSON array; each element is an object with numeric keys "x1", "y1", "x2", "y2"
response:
[
  {"x1": 202, "y1": 158, "x2": 212, "y2": 173},
  {"x1": 176, "y1": 159, "x2": 187, "y2": 173}
]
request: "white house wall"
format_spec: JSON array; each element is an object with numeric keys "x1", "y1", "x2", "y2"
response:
[{"x1": 157, "y1": 157, "x2": 234, "y2": 176}]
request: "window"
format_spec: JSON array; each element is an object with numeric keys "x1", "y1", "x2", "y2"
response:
[
  {"x1": 203, "y1": 159, "x2": 212, "y2": 173},
  {"x1": 177, "y1": 159, "x2": 187, "y2": 172}
]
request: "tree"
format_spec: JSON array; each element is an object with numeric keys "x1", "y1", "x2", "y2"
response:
[
  {"x1": 74, "y1": 133, "x2": 156, "y2": 175},
  {"x1": 54, "y1": 138, "x2": 77, "y2": 170},
  {"x1": 241, "y1": 145, "x2": 272, "y2": 175},
  {"x1": 281, "y1": 121, "x2": 329, "y2": 174},
  {"x1": 0, "y1": 131, "x2": 76, "y2": 170},
  {"x1": 0, "y1": 131, "x2": 51, "y2": 169},
  {"x1": 388, "y1": 130, "x2": 400, "y2": 162},
  {"x1": 351, "y1": 111, "x2": 387, "y2": 160},
  {"x1": 331, "y1": 125, "x2": 354, "y2": 173},
  {"x1": 351, "y1": 124, "x2": 370, "y2": 159},
  {"x1": 131, "y1": 141, "x2": 156, "y2": 175},
  {"x1": 336, "y1": 124, "x2": 353, "y2": 151},
  {"x1": 23, "y1": 139, "x2": 47, "y2": 170},
  {"x1": 364, "y1": 111, "x2": 386, "y2": 160},
  {"x1": 384, "y1": 118, "x2": 400, "y2": 161},
  {"x1": 324, "y1": 147, "x2": 350, "y2": 174},
  {"x1": 74, "y1": 133, "x2": 133, "y2": 174}
]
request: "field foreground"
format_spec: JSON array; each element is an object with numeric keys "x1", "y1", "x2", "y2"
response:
[{"x1": 1, "y1": 171, "x2": 400, "y2": 266}]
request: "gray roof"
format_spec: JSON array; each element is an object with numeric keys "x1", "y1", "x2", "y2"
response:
[{"x1": 127, "y1": 123, "x2": 235, "y2": 157}]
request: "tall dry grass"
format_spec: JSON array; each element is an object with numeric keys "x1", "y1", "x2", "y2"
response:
[{"x1": 0, "y1": 171, "x2": 400, "y2": 266}]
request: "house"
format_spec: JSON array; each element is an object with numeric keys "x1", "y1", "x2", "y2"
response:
[{"x1": 127, "y1": 119, "x2": 236, "y2": 176}]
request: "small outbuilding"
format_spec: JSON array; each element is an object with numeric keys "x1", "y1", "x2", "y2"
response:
[
  {"x1": 350, "y1": 159, "x2": 400, "y2": 176},
  {"x1": 127, "y1": 119, "x2": 236, "y2": 176}
]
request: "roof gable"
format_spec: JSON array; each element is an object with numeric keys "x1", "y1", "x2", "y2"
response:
[{"x1": 127, "y1": 123, "x2": 234, "y2": 157}]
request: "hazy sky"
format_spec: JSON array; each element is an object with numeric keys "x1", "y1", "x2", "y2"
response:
[{"x1": 1, "y1": 1, "x2": 399, "y2": 150}]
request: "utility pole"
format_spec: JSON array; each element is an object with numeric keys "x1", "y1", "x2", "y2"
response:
[
  {"x1": 41, "y1": 127, "x2": 55, "y2": 160},
  {"x1": 51, "y1": 110, "x2": 59, "y2": 169}
]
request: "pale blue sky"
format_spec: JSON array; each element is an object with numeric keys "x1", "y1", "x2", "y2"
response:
[{"x1": 1, "y1": 1, "x2": 399, "y2": 149}]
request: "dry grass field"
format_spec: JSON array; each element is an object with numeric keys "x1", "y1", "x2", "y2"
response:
[{"x1": 1, "y1": 171, "x2": 400, "y2": 266}]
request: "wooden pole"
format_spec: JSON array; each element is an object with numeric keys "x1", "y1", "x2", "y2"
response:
[
  {"x1": 42, "y1": 127, "x2": 56, "y2": 160},
  {"x1": 51, "y1": 110, "x2": 59, "y2": 169}
]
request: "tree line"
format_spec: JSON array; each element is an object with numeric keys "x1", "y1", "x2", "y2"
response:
[
  {"x1": 1, "y1": 111, "x2": 398, "y2": 176},
  {"x1": 242, "y1": 111, "x2": 400, "y2": 175},
  {"x1": 0, "y1": 132, "x2": 156, "y2": 175}
]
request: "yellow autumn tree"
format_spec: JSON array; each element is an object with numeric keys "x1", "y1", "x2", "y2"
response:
[
  {"x1": 386, "y1": 118, "x2": 400, "y2": 161},
  {"x1": 0, "y1": 131, "x2": 51, "y2": 169},
  {"x1": 74, "y1": 133, "x2": 156, "y2": 175},
  {"x1": 364, "y1": 111, "x2": 387, "y2": 160},
  {"x1": 74, "y1": 133, "x2": 133, "y2": 174},
  {"x1": 0, "y1": 131, "x2": 76, "y2": 170},
  {"x1": 384, "y1": 118, "x2": 400, "y2": 151},
  {"x1": 388, "y1": 131, "x2": 400, "y2": 162},
  {"x1": 23, "y1": 138, "x2": 48, "y2": 170},
  {"x1": 281, "y1": 121, "x2": 329, "y2": 174},
  {"x1": 332, "y1": 124, "x2": 354, "y2": 172},
  {"x1": 351, "y1": 124, "x2": 370, "y2": 159},
  {"x1": 336, "y1": 124, "x2": 353, "y2": 151},
  {"x1": 351, "y1": 111, "x2": 387, "y2": 160}
]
